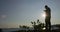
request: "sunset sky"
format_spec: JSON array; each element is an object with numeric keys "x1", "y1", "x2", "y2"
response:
[{"x1": 0, "y1": 0, "x2": 60, "y2": 28}]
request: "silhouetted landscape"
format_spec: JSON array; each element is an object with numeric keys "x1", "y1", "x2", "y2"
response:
[
  {"x1": 0, "y1": 19, "x2": 60, "y2": 32},
  {"x1": 0, "y1": 23, "x2": 60, "y2": 32}
]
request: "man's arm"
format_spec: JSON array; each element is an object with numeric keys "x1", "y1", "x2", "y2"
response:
[{"x1": 44, "y1": 10, "x2": 47, "y2": 12}]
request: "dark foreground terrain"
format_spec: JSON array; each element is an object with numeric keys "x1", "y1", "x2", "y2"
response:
[
  {"x1": 0, "y1": 29, "x2": 60, "y2": 32},
  {"x1": 13, "y1": 29, "x2": 60, "y2": 32}
]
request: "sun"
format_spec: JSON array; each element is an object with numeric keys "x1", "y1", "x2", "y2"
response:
[
  {"x1": 42, "y1": 13, "x2": 46, "y2": 18},
  {"x1": 41, "y1": 12, "x2": 46, "y2": 18}
]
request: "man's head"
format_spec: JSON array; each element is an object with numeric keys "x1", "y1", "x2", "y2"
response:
[{"x1": 45, "y1": 5, "x2": 48, "y2": 9}]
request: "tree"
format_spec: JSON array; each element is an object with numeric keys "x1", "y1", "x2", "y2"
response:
[{"x1": 31, "y1": 19, "x2": 45, "y2": 31}]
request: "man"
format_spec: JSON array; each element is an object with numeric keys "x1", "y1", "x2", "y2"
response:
[{"x1": 44, "y1": 5, "x2": 51, "y2": 31}]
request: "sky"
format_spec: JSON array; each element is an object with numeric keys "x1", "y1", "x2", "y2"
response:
[{"x1": 0, "y1": 0, "x2": 60, "y2": 28}]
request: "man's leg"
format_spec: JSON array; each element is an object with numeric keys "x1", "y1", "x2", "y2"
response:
[
  {"x1": 45, "y1": 21, "x2": 49, "y2": 32},
  {"x1": 48, "y1": 18, "x2": 51, "y2": 32}
]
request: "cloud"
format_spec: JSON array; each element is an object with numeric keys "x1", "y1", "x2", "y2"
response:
[{"x1": 1, "y1": 14, "x2": 7, "y2": 19}]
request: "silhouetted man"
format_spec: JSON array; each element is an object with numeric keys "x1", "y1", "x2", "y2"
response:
[{"x1": 44, "y1": 5, "x2": 51, "y2": 31}]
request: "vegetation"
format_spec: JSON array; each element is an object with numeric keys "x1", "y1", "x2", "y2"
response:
[
  {"x1": 31, "y1": 19, "x2": 45, "y2": 31},
  {"x1": 19, "y1": 25, "x2": 29, "y2": 29},
  {"x1": 17, "y1": 19, "x2": 45, "y2": 32}
]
